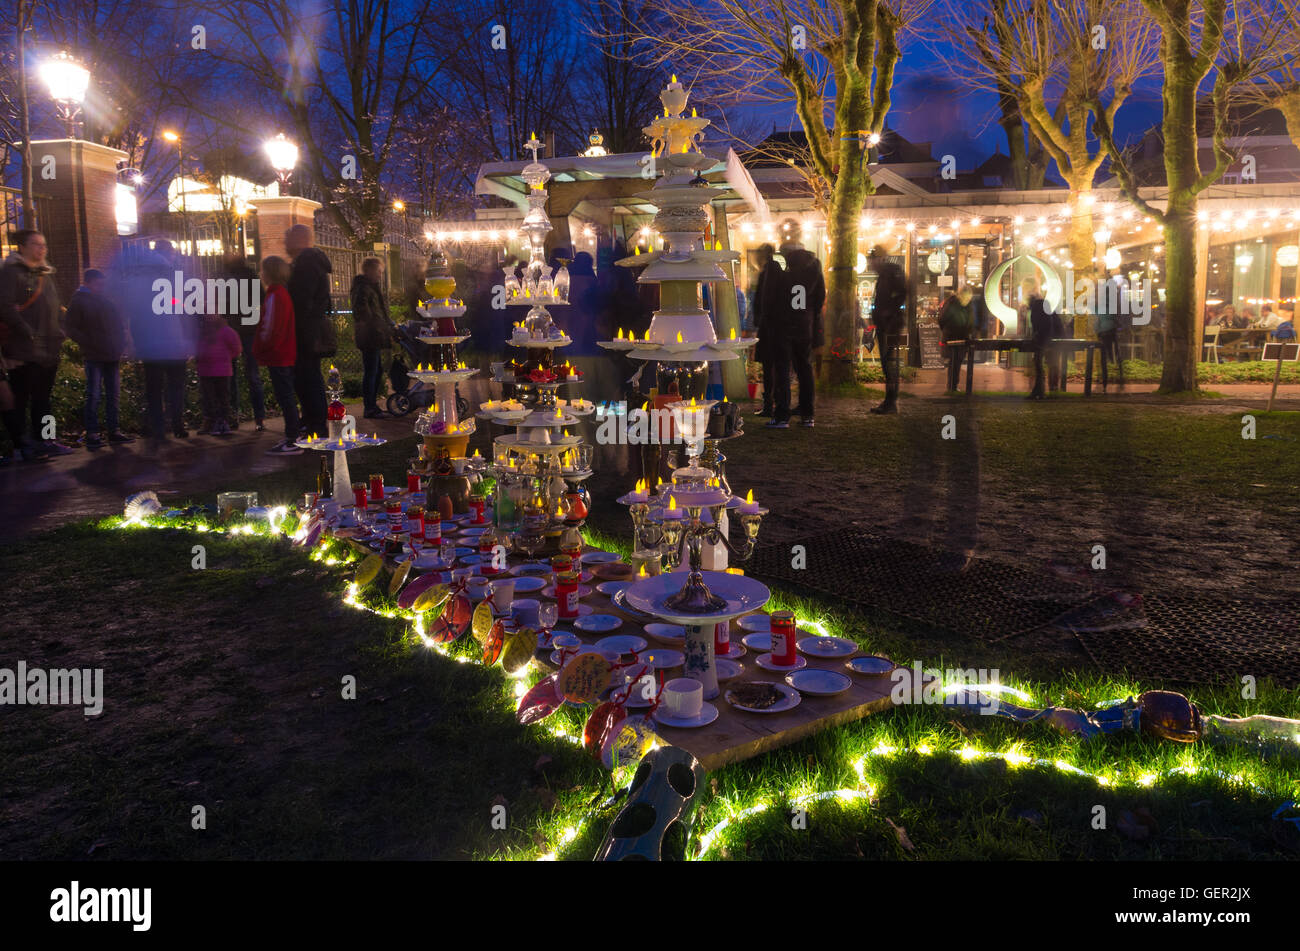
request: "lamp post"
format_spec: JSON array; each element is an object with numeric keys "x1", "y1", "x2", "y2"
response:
[
  {"x1": 162, "y1": 130, "x2": 190, "y2": 259},
  {"x1": 39, "y1": 51, "x2": 90, "y2": 139},
  {"x1": 263, "y1": 133, "x2": 298, "y2": 193}
]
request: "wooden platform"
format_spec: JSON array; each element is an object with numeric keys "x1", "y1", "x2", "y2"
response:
[{"x1": 539, "y1": 584, "x2": 903, "y2": 772}]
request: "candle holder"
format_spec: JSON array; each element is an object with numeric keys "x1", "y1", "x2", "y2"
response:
[{"x1": 661, "y1": 503, "x2": 766, "y2": 613}]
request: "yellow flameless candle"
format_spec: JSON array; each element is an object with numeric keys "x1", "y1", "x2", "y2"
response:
[{"x1": 676, "y1": 332, "x2": 684, "y2": 343}]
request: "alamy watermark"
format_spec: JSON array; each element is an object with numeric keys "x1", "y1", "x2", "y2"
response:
[
  {"x1": 1045, "y1": 271, "x2": 1152, "y2": 325},
  {"x1": 1, "y1": 662, "x2": 103, "y2": 716},
  {"x1": 151, "y1": 272, "x2": 260, "y2": 324},
  {"x1": 890, "y1": 661, "x2": 1005, "y2": 714},
  {"x1": 594, "y1": 401, "x2": 693, "y2": 448}
]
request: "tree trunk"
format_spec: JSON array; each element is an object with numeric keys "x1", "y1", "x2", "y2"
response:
[
  {"x1": 1158, "y1": 62, "x2": 1204, "y2": 395},
  {"x1": 1277, "y1": 91, "x2": 1300, "y2": 155},
  {"x1": 823, "y1": 159, "x2": 869, "y2": 388},
  {"x1": 1160, "y1": 205, "x2": 1198, "y2": 392},
  {"x1": 1065, "y1": 187, "x2": 1096, "y2": 337}
]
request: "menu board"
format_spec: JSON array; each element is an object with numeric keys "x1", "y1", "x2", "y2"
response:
[{"x1": 917, "y1": 323, "x2": 945, "y2": 368}]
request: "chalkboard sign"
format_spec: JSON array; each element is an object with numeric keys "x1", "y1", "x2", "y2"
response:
[{"x1": 918, "y1": 323, "x2": 945, "y2": 368}]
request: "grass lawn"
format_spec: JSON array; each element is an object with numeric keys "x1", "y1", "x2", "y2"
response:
[{"x1": 3, "y1": 398, "x2": 1299, "y2": 860}]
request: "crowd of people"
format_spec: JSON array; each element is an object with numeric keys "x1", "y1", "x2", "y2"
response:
[
  {"x1": 1205, "y1": 302, "x2": 1296, "y2": 336},
  {"x1": 0, "y1": 223, "x2": 366, "y2": 464}
]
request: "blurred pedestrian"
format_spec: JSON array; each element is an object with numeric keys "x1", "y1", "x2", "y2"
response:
[
  {"x1": 868, "y1": 245, "x2": 907, "y2": 414},
  {"x1": 751, "y1": 244, "x2": 779, "y2": 417},
  {"x1": 1096, "y1": 272, "x2": 1126, "y2": 393},
  {"x1": 196, "y1": 313, "x2": 242, "y2": 435},
  {"x1": 937, "y1": 284, "x2": 976, "y2": 392},
  {"x1": 1025, "y1": 276, "x2": 1054, "y2": 400},
  {"x1": 65, "y1": 268, "x2": 133, "y2": 448},
  {"x1": 764, "y1": 227, "x2": 824, "y2": 428},
  {"x1": 286, "y1": 224, "x2": 333, "y2": 438},
  {"x1": 350, "y1": 256, "x2": 395, "y2": 418},
  {"x1": 223, "y1": 253, "x2": 266, "y2": 432},
  {"x1": 254, "y1": 255, "x2": 303, "y2": 455},
  {"x1": 0, "y1": 229, "x2": 69, "y2": 459}
]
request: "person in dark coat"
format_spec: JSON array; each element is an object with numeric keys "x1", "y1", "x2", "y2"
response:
[
  {"x1": 286, "y1": 224, "x2": 333, "y2": 437},
  {"x1": 1025, "y1": 276, "x2": 1063, "y2": 400},
  {"x1": 0, "y1": 229, "x2": 68, "y2": 459},
  {"x1": 937, "y1": 284, "x2": 977, "y2": 393},
  {"x1": 868, "y1": 245, "x2": 908, "y2": 414},
  {"x1": 223, "y1": 254, "x2": 266, "y2": 431},
  {"x1": 65, "y1": 268, "x2": 134, "y2": 448},
  {"x1": 762, "y1": 233, "x2": 825, "y2": 428},
  {"x1": 350, "y1": 256, "x2": 395, "y2": 418},
  {"x1": 750, "y1": 244, "x2": 779, "y2": 417},
  {"x1": 1096, "y1": 272, "x2": 1126, "y2": 392}
]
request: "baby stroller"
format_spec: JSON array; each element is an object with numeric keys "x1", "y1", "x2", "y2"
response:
[{"x1": 386, "y1": 322, "x2": 470, "y2": 419}]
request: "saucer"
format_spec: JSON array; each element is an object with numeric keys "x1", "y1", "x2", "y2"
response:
[
  {"x1": 652, "y1": 701, "x2": 719, "y2": 729},
  {"x1": 595, "y1": 633, "x2": 646, "y2": 655},
  {"x1": 542, "y1": 584, "x2": 593, "y2": 600},
  {"x1": 797, "y1": 636, "x2": 858, "y2": 658},
  {"x1": 574, "y1": 614, "x2": 622, "y2": 634},
  {"x1": 511, "y1": 562, "x2": 552, "y2": 577},
  {"x1": 715, "y1": 658, "x2": 744, "y2": 682},
  {"x1": 737, "y1": 614, "x2": 772, "y2": 632},
  {"x1": 741, "y1": 632, "x2": 772, "y2": 652},
  {"x1": 717, "y1": 640, "x2": 746, "y2": 660},
  {"x1": 785, "y1": 668, "x2": 853, "y2": 697},
  {"x1": 644, "y1": 623, "x2": 685, "y2": 645},
  {"x1": 596, "y1": 581, "x2": 630, "y2": 598},
  {"x1": 580, "y1": 551, "x2": 621, "y2": 565},
  {"x1": 755, "y1": 653, "x2": 807, "y2": 673},
  {"x1": 510, "y1": 576, "x2": 547, "y2": 594}
]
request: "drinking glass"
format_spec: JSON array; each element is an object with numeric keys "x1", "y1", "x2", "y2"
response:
[
  {"x1": 538, "y1": 601, "x2": 558, "y2": 631},
  {"x1": 440, "y1": 538, "x2": 457, "y2": 566}
]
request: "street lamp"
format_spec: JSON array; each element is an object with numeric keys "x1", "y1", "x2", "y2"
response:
[
  {"x1": 264, "y1": 133, "x2": 298, "y2": 191},
  {"x1": 162, "y1": 130, "x2": 190, "y2": 258},
  {"x1": 40, "y1": 51, "x2": 90, "y2": 139}
]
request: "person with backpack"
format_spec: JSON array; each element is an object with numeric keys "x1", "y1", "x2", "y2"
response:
[
  {"x1": 65, "y1": 268, "x2": 133, "y2": 448},
  {"x1": 350, "y1": 256, "x2": 395, "y2": 419},
  {"x1": 868, "y1": 245, "x2": 908, "y2": 414},
  {"x1": 286, "y1": 224, "x2": 334, "y2": 439},
  {"x1": 253, "y1": 255, "x2": 303, "y2": 455}
]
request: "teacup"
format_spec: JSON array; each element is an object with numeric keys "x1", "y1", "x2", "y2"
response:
[
  {"x1": 661, "y1": 678, "x2": 703, "y2": 720},
  {"x1": 511, "y1": 598, "x2": 540, "y2": 629},
  {"x1": 489, "y1": 578, "x2": 516, "y2": 607},
  {"x1": 451, "y1": 567, "x2": 475, "y2": 586},
  {"x1": 550, "y1": 632, "x2": 581, "y2": 654}
]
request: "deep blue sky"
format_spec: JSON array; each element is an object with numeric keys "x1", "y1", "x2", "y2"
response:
[{"x1": 733, "y1": 58, "x2": 1165, "y2": 172}]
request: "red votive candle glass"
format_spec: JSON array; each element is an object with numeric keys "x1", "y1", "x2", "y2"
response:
[
  {"x1": 352, "y1": 482, "x2": 367, "y2": 510},
  {"x1": 369, "y1": 473, "x2": 385, "y2": 502}
]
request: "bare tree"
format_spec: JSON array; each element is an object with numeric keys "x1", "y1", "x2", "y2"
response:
[
  {"x1": 575, "y1": 0, "x2": 667, "y2": 154},
  {"x1": 937, "y1": 0, "x2": 1157, "y2": 306},
  {"x1": 1232, "y1": 0, "x2": 1300, "y2": 153},
  {"x1": 602, "y1": 0, "x2": 930, "y2": 386},
  {"x1": 1092, "y1": 0, "x2": 1241, "y2": 394},
  {"x1": 190, "y1": 0, "x2": 455, "y2": 248}
]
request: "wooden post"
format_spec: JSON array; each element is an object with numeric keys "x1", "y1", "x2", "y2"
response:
[{"x1": 1268, "y1": 353, "x2": 1283, "y2": 412}]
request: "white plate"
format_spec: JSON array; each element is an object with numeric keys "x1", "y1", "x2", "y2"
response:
[
  {"x1": 644, "y1": 623, "x2": 685, "y2": 645},
  {"x1": 847, "y1": 655, "x2": 897, "y2": 676},
  {"x1": 785, "y1": 668, "x2": 853, "y2": 697},
  {"x1": 737, "y1": 614, "x2": 772, "y2": 632},
  {"x1": 580, "y1": 551, "x2": 621, "y2": 565},
  {"x1": 394, "y1": 555, "x2": 452, "y2": 570},
  {"x1": 715, "y1": 658, "x2": 744, "y2": 682},
  {"x1": 755, "y1": 653, "x2": 807, "y2": 673},
  {"x1": 574, "y1": 614, "x2": 622, "y2": 634},
  {"x1": 439, "y1": 521, "x2": 459, "y2": 533},
  {"x1": 797, "y1": 636, "x2": 858, "y2": 658},
  {"x1": 459, "y1": 526, "x2": 490, "y2": 537},
  {"x1": 741, "y1": 632, "x2": 772, "y2": 652},
  {"x1": 641, "y1": 648, "x2": 685, "y2": 668},
  {"x1": 511, "y1": 562, "x2": 552, "y2": 577},
  {"x1": 718, "y1": 640, "x2": 745, "y2": 660},
  {"x1": 724, "y1": 682, "x2": 801, "y2": 715},
  {"x1": 652, "y1": 701, "x2": 719, "y2": 729},
  {"x1": 596, "y1": 634, "x2": 647, "y2": 655},
  {"x1": 596, "y1": 581, "x2": 630, "y2": 598},
  {"x1": 457, "y1": 554, "x2": 483, "y2": 565},
  {"x1": 510, "y1": 576, "x2": 547, "y2": 594}
]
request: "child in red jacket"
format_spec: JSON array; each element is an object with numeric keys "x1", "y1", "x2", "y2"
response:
[
  {"x1": 197, "y1": 313, "x2": 243, "y2": 435},
  {"x1": 253, "y1": 256, "x2": 303, "y2": 454}
]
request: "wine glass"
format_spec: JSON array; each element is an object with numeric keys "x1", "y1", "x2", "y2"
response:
[{"x1": 440, "y1": 538, "x2": 456, "y2": 568}]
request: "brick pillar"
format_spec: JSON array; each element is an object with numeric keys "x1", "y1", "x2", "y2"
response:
[
  {"x1": 29, "y1": 139, "x2": 128, "y2": 303},
  {"x1": 249, "y1": 195, "x2": 323, "y2": 259}
]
